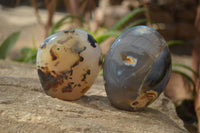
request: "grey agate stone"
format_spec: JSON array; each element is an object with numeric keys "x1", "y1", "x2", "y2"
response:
[{"x1": 103, "y1": 26, "x2": 171, "y2": 111}]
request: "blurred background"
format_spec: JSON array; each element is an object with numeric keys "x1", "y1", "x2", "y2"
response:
[
  {"x1": 0, "y1": 0, "x2": 197, "y2": 57},
  {"x1": 0, "y1": 0, "x2": 199, "y2": 132}
]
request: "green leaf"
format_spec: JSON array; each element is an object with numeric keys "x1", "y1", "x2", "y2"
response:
[
  {"x1": 167, "y1": 40, "x2": 184, "y2": 47},
  {"x1": 172, "y1": 63, "x2": 199, "y2": 78},
  {"x1": 15, "y1": 47, "x2": 37, "y2": 64},
  {"x1": 21, "y1": 47, "x2": 31, "y2": 55},
  {"x1": 123, "y1": 19, "x2": 148, "y2": 31},
  {"x1": 95, "y1": 31, "x2": 121, "y2": 44},
  {"x1": 24, "y1": 48, "x2": 37, "y2": 64},
  {"x1": 0, "y1": 31, "x2": 20, "y2": 59},
  {"x1": 15, "y1": 47, "x2": 31, "y2": 62},
  {"x1": 94, "y1": 27, "x2": 108, "y2": 35},
  {"x1": 110, "y1": 8, "x2": 147, "y2": 31}
]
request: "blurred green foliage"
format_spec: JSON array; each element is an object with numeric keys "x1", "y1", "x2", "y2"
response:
[
  {"x1": 15, "y1": 36, "x2": 37, "y2": 64},
  {"x1": 0, "y1": 31, "x2": 20, "y2": 59},
  {"x1": 167, "y1": 40, "x2": 184, "y2": 46},
  {"x1": 109, "y1": 8, "x2": 147, "y2": 31},
  {"x1": 15, "y1": 47, "x2": 37, "y2": 64}
]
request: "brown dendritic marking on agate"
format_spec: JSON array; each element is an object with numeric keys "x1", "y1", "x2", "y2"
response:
[
  {"x1": 37, "y1": 66, "x2": 78, "y2": 92},
  {"x1": 54, "y1": 61, "x2": 60, "y2": 66},
  {"x1": 50, "y1": 47, "x2": 58, "y2": 61},
  {"x1": 57, "y1": 36, "x2": 73, "y2": 44},
  {"x1": 77, "y1": 46, "x2": 87, "y2": 54},
  {"x1": 62, "y1": 82, "x2": 82, "y2": 93},
  {"x1": 72, "y1": 40, "x2": 87, "y2": 54},
  {"x1": 64, "y1": 30, "x2": 75, "y2": 34},
  {"x1": 77, "y1": 84, "x2": 81, "y2": 87},
  {"x1": 65, "y1": 53, "x2": 85, "y2": 81},
  {"x1": 38, "y1": 67, "x2": 81, "y2": 93},
  {"x1": 71, "y1": 60, "x2": 80, "y2": 68},
  {"x1": 62, "y1": 82, "x2": 73, "y2": 93},
  {"x1": 37, "y1": 67, "x2": 64, "y2": 91},
  {"x1": 71, "y1": 56, "x2": 84, "y2": 68},
  {"x1": 45, "y1": 61, "x2": 86, "y2": 93},
  {"x1": 81, "y1": 86, "x2": 90, "y2": 93},
  {"x1": 81, "y1": 69, "x2": 91, "y2": 81},
  {"x1": 130, "y1": 90, "x2": 158, "y2": 108},
  {"x1": 80, "y1": 56, "x2": 84, "y2": 62},
  {"x1": 66, "y1": 69, "x2": 73, "y2": 76}
]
